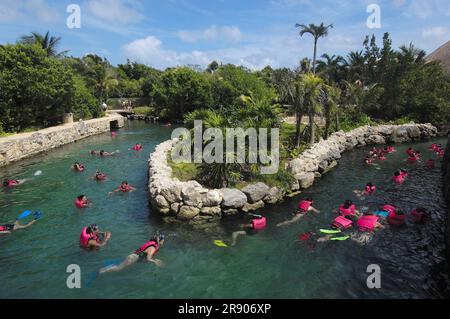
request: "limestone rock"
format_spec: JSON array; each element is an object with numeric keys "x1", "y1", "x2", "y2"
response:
[
  {"x1": 219, "y1": 188, "x2": 247, "y2": 208},
  {"x1": 241, "y1": 183, "x2": 270, "y2": 203}
]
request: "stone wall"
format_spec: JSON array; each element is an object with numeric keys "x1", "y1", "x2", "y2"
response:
[
  {"x1": 0, "y1": 114, "x2": 125, "y2": 167},
  {"x1": 148, "y1": 123, "x2": 437, "y2": 226},
  {"x1": 442, "y1": 135, "x2": 450, "y2": 259}
]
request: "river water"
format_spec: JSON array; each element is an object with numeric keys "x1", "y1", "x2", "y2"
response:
[{"x1": 0, "y1": 121, "x2": 448, "y2": 298}]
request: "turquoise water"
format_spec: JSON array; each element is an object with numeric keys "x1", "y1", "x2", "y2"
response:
[{"x1": 0, "y1": 121, "x2": 448, "y2": 299}]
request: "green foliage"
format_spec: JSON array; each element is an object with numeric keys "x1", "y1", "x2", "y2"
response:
[
  {"x1": 133, "y1": 106, "x2": 155, "y2": 116},
  {"x1": 152, "y1": 67, "x2": 212, "y2": 120},
  {"x1": 72, "y1": 76, "x2": 100, "y2": 120},
  {"x1": 168, "y1": 160, "x2": 198, "y2": 182},
  {"x1": 0, "y1": 44, "x2": 75, "y2": 132}
]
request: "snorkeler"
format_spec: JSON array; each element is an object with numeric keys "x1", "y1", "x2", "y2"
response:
[
  {"x1": 1, "y1": 178, "x2": 23, "y2": 188},
  {"x1": 0, "y1": 213, "x2": 41, "y2": 235},
  {"x1": 91, "y1": 171, "x2": 107, "y2": 181},
  {"x1": 410, "y1": 207, "x2": 430, "y2": 223},
  {"x1": 354, "y1": 183, "x2": 376, "y2": 198},
  {"x1": 337, "y1": 200, "x2": 360, "y2": 221},
  {"x1": 80, "y1": 224, "x2": 111, "y2": 249},
  {"x1": 131, "y1": 144, "x2": 143, "y2": 151},
  {"x1": 110, "y1": 181, "x2": 136, "y2": 195},
  {"x1": 73, "y1": 162, "x2": 85, "y2": 172},
  {"x1": 74, "y1": 195, "x2": 92, "y2": 209},
  {"x1": 393, "y1": 170, "x2": 407, "y2": 185},
  {"x1": 99, "y1": 233, "x2": 165, "y2": 274},
  {"x1": 277, "y1": 198, "x2": 320, "y2": 227},
  {"x1": 229, "y1": 215, "x2": 267, "y2": 247},
  {"x1": 387, "y1": 210, "x2": 406, "y2": 227}
]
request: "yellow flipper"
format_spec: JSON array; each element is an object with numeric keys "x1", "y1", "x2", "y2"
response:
[{"x1": 214, "y1": 240, "x2": 229, "y2": 247}]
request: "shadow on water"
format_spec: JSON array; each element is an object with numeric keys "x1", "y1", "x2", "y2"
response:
[{"x1": 0, "y1": 121, "x2": 449, "y2": 298}]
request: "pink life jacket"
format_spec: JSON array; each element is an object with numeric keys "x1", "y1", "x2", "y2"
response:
[
  {"x1": 135, "y1": 241, "x2": 159, "y2": 256},
  {"x1": 8, "y1": 180, "x2": 19, "y2": 187},
  {"x1": 132, "y1": 145, "x2": 143, "y2": 151},
  {"x1": 120, "y1": 184, "x2": 131, "y2": 192},
  {"x1": 339, "y1": 204, "x2": 356, "y2": 217},
  {"x1": 387, "y1": 212, "x2": 406, "y2": 226},
  {"x1": 407, "y1": 156, "x2": 418, "y2": 163},
  {"x1": 75, "y1": 199, "x2": 86, "y2": 209},
  {"x1": 365, "y1": 185, "x2": 376, "y2": 195},
  {"x1": 393, "y1": 175, "x2": 405, "y2": 184},
  {"x1": 357, "y1": 215, "x2": 379, "y2": 232},
  {"x1": 381, "y1": 205, "x2": 396, "y2": 215},
  {"x1": 79, "y1": 227, "x2": 98, "y2": 248},
  {"x1": 298, "y1": 200, "x2": 312, "y2": 212},
  {"x1": 332, "y1": 216, "x2": 353, "y2": 230},
  {"x1": 252, "y1": 217, "x2": 267, "y2": 231}
]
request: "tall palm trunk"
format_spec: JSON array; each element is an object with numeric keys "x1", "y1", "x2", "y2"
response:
[
  {"x1": 324, "y1": 113, "x2": 330, "y2": 139},
  {"x1": 312, "y1": 38, "x2": 318, "y2": 74},
  {"x1": 309, "y1": 112, "x2": 315, "y2": 144},
  {"x1": 336, "y1": 111, "x2": 340, "y2": 131},
  {"x1": 295, "y1": 110, "x2": 304, "y2": 148}
]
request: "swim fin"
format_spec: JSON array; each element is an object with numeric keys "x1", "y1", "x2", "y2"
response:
[
  {"x1": 330, "y1": 236, "x2": 350, "y2": 241},
  {"x1": 320, "y1": 229, "x2": 342, "y2": 235},
  {"x1": 214, "y1": 240, "x2": 229, "y2": 248}
]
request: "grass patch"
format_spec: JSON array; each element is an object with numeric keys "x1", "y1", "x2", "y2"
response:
[
  {"x1": 168, "y1": 159, "x2": 199, "y2": 182},
  {"x1": 133, "y1": 106, "x2": 155, "y2": 116}
]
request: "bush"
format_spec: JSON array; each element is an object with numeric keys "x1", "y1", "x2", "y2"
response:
[
  {"x1": 0, "y1": 44, "x2": 75, "y2": 132},
  {"x1": 72, "y1": 77, "x2": 99, "y2": 120},
  {"x1": 133, "y1": 106, "x2": 154, "y2": 116}
]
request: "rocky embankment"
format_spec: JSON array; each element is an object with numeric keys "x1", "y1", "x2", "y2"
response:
[
  {"x1": 442, "y1": 135, "x2": 450, "y2": 258},
  {"x1": 0, "y1": 115, "x2": 125, "y2": 167},
  {"x1": 148, "y1": 123, "x2": 437, "y2": 226}
]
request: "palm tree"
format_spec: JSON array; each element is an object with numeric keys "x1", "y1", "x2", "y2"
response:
[
  {"x1": 345, "y1": 50, "x2": 366, "y2": 84},
  {"x1": 295, "y1": 23, "x2": 334, "y2": 74},
  {"x1": 398, "y1": 43, "x2": 426, "y2": 64},
  {"x1": 316, "y1": 53, "x2": 345, "y2": 84},
  {"x1": 82, "y1": 54, "x2": 118, "y2": 103},
  {"x1": 320, "y1": 85, "x2": 341, "y2": 139},
  {"x1": 19, "y1": 31, "x2": 68, "y2": 58},
  {"x1": 301, "y1": 73, "x2": 324, "y2": 144}
]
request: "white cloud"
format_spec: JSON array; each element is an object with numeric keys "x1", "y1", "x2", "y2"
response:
[
  {"x1": 85, "y1": 0, "x2": 144, "y2": 24},
  {"x1": 421, "y1": 26, "x2": 449, "y2": 50},
  {"x1": 0, "y1": 0, "x2": 58, "y2": 24},
  {"x1": 122, "y1": 31, "x2": 360, "y2": 71},
  {"x1": 177, "y1": 25, "x2": 243, "y2": 43}
]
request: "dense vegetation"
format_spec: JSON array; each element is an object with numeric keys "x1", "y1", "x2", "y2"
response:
[{"x1": 1, "y1": 29, "x2": 449, "y2": 188}]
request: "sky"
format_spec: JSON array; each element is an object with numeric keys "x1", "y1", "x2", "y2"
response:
[{"x1": 0, "y1": 0, "x2": 449, "y2": 70}]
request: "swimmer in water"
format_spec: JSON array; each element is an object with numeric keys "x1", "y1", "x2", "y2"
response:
[
  {"x1": 109, "y1": 181, "x2": 136, "y2": 195},
  {"x1": 73, "y1": 162, "x2": 85, "y2": 172},
  {"x1": 354, "y1": 182, "x2": 376, "y2": 199},
  {"x1": 1, "y1": 178, "x2": 24, "y2": 188},
  {"x1": 74, "y1": 195, "x2": 92, "y2": 209},
  {"x1": 229, "y1": 215, "x2": 267, "y2": 246},
  {"x1": 99, "y1": 233, "x2": 165, "y2": 274},
  {"x1": 0, "y1": 214, "x2": 40, "y2": 235},
  {"x1": 410, "y1": 207, "x2": 430, "y2": 223},
  {"x1": 130, "y1": 144, "x2": 143, "y2": 151},
  {"x1": 277, "y1": 198, "x2": 320, "y2": 227},
  {"x1": 91, "y1": 171, "x2": 107, "y2": 181},
  {"x1": 80, "y1": 224, "x2": 111, "y2": 249}
]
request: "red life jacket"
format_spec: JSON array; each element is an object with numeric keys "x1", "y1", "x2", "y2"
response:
[
  {"x1": 298, "y1": 200, "x2": 312, "y2": 212},
  {"x1": 357, "y1": 215, "x2": 379, "y2": 232},
  {"x1": 339, "y1": 204, "x2": 356, "y2": 217},
  {"x1": 74, "y1": 199, "x2": 86, "y2": 209},
  {"x1": 120, "y1": 184, "x2": 131, "y2": 192},
  {"x1": 332, "y1": 216, "x2": 353, "y2": 230},
  {"x1": 135, "y1": 241, "x2": 159, "y2": 257},
  {"x1": 252, "y1": 217, "x2": 267, "y2": 231},
  {"x1": 79, "y1": 227, "x2": 99, "y2": 248},
  {"x1": 365, "y1": 185, "x2": 376, "y2": 194},
  {"x1": 388, "y1": 212, "x2": 406, "y2": 226}
]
